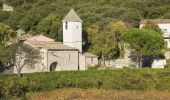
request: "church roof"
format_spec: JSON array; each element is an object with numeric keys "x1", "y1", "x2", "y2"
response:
[
  {"x1": 140, "y1": 19, "x2": 170, "y2": 24},
  {"x1": 26, "y1": 34, "x2": 54, "y2": 42},
  {"x1": 25, "y1": 41, "x2": 77, "y2": 50},
  {"x1": 62, "y1": 8, "x2": 82, "y2": 22},
  {"x1": 83, "y1": 52, "x2": 98, "y2": 58}
]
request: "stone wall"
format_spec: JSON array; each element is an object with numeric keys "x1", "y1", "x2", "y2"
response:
[
  {"x1": 165, "y1": 51, "x2": 170, "y2": 60},
  {"x1": 79, "y1": 54, "x2": 86, "y2": 70},
  {"x1": 85, "y1": 57, "x2": 98, "y2": 67},
  {"x1": 47, "y1": 50, "x2": 79, "y2": 71},
  {"x1": 105, "y1": 44, "x2": 138, "y2": 68}
]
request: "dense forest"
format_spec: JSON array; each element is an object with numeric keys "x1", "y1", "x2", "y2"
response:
[
  {"x1": 0, "y1": 0, "x2": 169, "y2": 59},
  {"x1": 1, "y1": 0, "x2": 170, "y2": 37}
]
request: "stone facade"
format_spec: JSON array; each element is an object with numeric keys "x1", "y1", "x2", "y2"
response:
[
  {"x1": 3, "y1": 4, "x2": 13, "y2": 11},
  {"x1": 47, "y1": 50, "x2": 79, "y2": 71},
  {"x1": 14, "y1": 9, "x2": 99, "y2": 73},
  {"x1": 105, "y1": 45, "x2": 138, "y2": 68},
  {"x1": 14, "y1": 43, "x2": 80, "y2": 73}
]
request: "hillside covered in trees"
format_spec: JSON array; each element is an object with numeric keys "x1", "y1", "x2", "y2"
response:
[
  {"x1": 0, "y1": 0, "x2": 169, "y2": 59},
  {"x1": 1, "y1": 0, "x2": 170, "y2": 37}
]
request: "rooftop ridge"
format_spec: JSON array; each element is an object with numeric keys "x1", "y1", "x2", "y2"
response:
[{"x1": 62, "y1": 8, "x2": 82, "y2": 22}]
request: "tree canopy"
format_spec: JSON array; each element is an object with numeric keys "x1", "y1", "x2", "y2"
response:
[
  {"x1": 87, "y1": 21, "x2": 127, "y2": 60},
  {"x1": 2, "y1": 0, "x2": 170, "y2": 40},
  {"x1": 123, "y1": 28, "x2": 165, "y2": 67},
  {"x1": 0, "y1": 23, "x2": 16, "y2": 42}
]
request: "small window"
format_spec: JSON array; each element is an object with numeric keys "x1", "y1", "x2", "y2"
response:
[
  {"x1": 76, "y1": 26, "x2": 78, "y2": 29},
  {"x1": 65, "y1": 22, "x2": 68, "y2": 30},
  {"x1": 163, "y1": 29, "x2": 167, "y2": 33},
  {"x1": 165, "y1": 41, "x2": 168, "y2": 46},
  {"x1": 91, "y1": 57, "x2": 93, "y2": 63},
  {"x1": 69, "y1": 54, "x2": 71, "y2": 60}
]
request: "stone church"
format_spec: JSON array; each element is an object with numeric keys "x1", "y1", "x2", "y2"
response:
[{"x1": 14, "y1": 9, "x2": 98, "y2": 73}]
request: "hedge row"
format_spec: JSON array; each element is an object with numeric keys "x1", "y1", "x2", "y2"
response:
[{"x1": 1, "y1": 68, "x2": 170, "y2": 98}]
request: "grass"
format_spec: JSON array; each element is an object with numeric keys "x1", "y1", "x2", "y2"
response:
[{"x1": 28, "y1": 88, "x2": 170, "y2": 100}]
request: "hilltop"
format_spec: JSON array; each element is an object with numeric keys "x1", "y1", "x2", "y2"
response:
[{"x1": 1, "y1": 0, "x2": 170, "y2": 40}]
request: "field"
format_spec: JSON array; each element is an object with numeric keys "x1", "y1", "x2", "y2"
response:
[
  {"x1": 28, "y1": 88, "x2": 170, "y2": 100},
  {"x1": 1, "y1": 68, "x2": 170, "y2": 99}
]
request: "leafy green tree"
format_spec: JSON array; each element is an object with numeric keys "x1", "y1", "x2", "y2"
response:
[
  {"x1": 9, "y1": 42, "x2": 40, "y2": 77},
  {"x1": 0, "y1": 23, "x2": 16, "y2": 42},
  {"x1": 107, "y1": 20, "x2": 127, "y2": 33},
  {"x1": 142, "y1": 20, "x2": 162, "y2": 35},
  {"x1": 0, "y1": 10, "x2": 10, "y2": 22},
  {"x1": 0, "y1": 23, "x2": 16, "y2": 66},
  {"x1": 87, "y1": 24, "x2": 117, "y2": 63},
  {"x1": 123, "y1": 28, "x2": 164, "y2": 67},
  {"x1": 36, "y1": 14, "x2": 61, "y2": 41},
  {"x1": 107, "y1": 20, "x2": 127, "y2": 58}
]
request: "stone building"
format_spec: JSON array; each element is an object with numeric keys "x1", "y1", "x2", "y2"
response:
[
  {"x1": 14, "y1": 9, "x2": 98, "y2": 73},
  {"x1": 2, "y1": 4, "x2": 13, "y2": 11}
]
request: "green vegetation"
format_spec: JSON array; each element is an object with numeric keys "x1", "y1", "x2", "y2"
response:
[
  {"x1": 141, "y1": 20, "x2": 162, "y2": 35},
  {"x1": 1, "y1": 69, "x2": 170, "y2": 98},
  {"x1": 87, "y1": 21, "x2": 127, "y2": 60},
  {"x1": 1, "y1": 0, "x2": 169, "y2": 60},
  {"x1": 1, "y1": 0, "x2": 170, "y2": 40},
  {"x1": 123, "y1": 29, "x2": 165, "y2": 67}
]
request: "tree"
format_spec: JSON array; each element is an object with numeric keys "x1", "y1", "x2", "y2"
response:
[
  {"x1": 87, "y1": 25, "x2": 117, "y2": 63},
  {"x1": 142, "y1": 20, "x2": 162, "y2": 35},
  {"x1": 107, "y1": 20, "x2": 127, "y2": 34},
  {"x1": 123, "y1": 28, "x2": 164, "y2": 67},
  {"x1": 107, "y1": 20, "x2": 127, "y2": 58},
  {"x1": 0, "y1": 23, "x2": 16, "y2": 42},
  {"x1": 36, "y1": 14, "x2": 62, "y2": 41},
  {"x1": 8, "y1": 42, "x2": 40, "y2": 77},
  {"x1": 0, "y1": 23, "x2": 16, "y2": 66}
]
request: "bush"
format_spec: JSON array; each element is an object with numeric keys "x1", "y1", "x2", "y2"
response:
[
  {"x1": 0, "y1": 76, "x2": 27, "y2": 98},
  {"x1": 1, "y1": 69, "x2": 170, "y2": 98}
]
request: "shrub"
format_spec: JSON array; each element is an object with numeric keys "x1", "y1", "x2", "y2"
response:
[{"x1": 0, "y1": 69, "x2": 170, "y2": 98}]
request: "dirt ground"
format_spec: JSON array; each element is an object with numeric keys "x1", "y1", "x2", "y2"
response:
[{"x1": 28, "y1": 88, "x2": 170, "y2": 100}]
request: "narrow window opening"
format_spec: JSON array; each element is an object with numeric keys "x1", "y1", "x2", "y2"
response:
[
  {"x1": 69, "y1": 54, "x2": 71, "y2": 60},
  {"x1": 91, "y1": 57, "x2": 93, "y2": 63},
  {"x1": 163, "y1": 29, "x2": 167, "y2": 33},
  {"x1": 65, "y1": 22, "x2": 68, "y2": 30}
]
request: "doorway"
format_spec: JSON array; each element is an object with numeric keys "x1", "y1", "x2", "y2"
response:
[{"x1": 50, "y1": 62, "x2": 57, "y2": 72}]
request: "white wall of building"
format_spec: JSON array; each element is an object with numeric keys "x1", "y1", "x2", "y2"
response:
[
  {"x1": 63, "y1": 22, "x2": 82, "y2": 53},
  {"x1": 151, "y1": 59, "x2": 166, "y2": 68},
  {"x1": 140, "y1": 23, "x2": 170, "y2": 37}
]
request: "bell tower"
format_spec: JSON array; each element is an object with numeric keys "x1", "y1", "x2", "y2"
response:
[{"x1": 62, "y1": 8, "x2": 83, "y2": 53}]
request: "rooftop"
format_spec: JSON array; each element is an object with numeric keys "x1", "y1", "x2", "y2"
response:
[
  {"x1": 140, "y1": 19, "x2": 170, "y2": 24},
  {"x1": 26, "y1": 34, "x2": 54, "y2": 42},
  {"x1": 26, "y1": 41, "x2": 77, "y2": 50},
  {"x1": 62, "y1": 8, "x2": 82, "y2": 22},
  {"x1": 83, "y1": 52, "x2": 98, "y2": 57}
]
